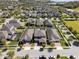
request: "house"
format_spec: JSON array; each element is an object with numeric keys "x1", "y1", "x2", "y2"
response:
[
  {"x1": 29, "y1": 11, "x2": 37, "y2": 17},
  {"x1": 43, "y1": 20, "x2": 53, "y2": 27},
  {"x1": 5, "y1": 17, "x2": 21, "y2": 28},
  {"x1": 27, "y1": 18, "x2": 36, "y2": 26},
  {"x1": 46, "y1": 28, "x2": 61, "y2": 43},
  {"x1": 7, "y1": 5, "x2": 14, "y2": 10},
  {"x1": 1, "y1": 11, "x2": 10, "y2": 18},
  {"x1": 9, "y1": 19, "x2": 21, "y2": 28},
  {"x1": 34, "y1": 29, "x2": 46, "y2": 43},
  {"x1": 36, "y1": 18, "x2": 43, "y2": 26},
  {"x1": 1, "y1": 23, "x2": 15, "y2": 35},
  {"x1": 0, "y1": 31, "x2": 8, "y2": 40},
  {"x1": 34, "y1": 29, "x2": 45, "y2": 38},
  {"x1": 21, "y1": 29, "x2": 34, "y2": 43}
]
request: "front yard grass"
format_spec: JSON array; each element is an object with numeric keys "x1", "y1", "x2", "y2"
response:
[
  {"x1": 60, "y1": 56, "x2": 69, "y2": 59},
  {"x1": 15, "y1": 28, "x2": 23, "y2": 33},
  {"x1": 8, "y1": 40, "x2": 18, "y2": 46}
]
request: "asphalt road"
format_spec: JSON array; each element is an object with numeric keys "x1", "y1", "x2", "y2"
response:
[{"x1": 14, "y1": 46, "x2": 79, "y2": 59}]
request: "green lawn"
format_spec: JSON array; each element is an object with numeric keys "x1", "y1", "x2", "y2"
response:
[
  {"x1": 60, "y1": 39, "x2": 67, "y2": 47},
  {"x1": 60, "y1": 56, "x2": 69, "y2": 59},
  {"x1": 73, "y1": 7, "x2": 79, "y2": 12},
  {"x1": 65, "y1": 21, "x2": 79, "y2": 33},
  {"x1": 8, "y1": 41, "x2": 18, "y2": 46},
  {"x1": 15, "y1": 29, "x2": 23, "y2": 33}
]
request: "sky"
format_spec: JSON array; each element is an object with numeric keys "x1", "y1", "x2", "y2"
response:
[{"x1": 51, "y1": 0, "x2": 79, "y2": 2}]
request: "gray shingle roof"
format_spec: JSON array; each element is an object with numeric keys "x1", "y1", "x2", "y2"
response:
[
  {"x1": 36, "y1": 19, "x2": 43, "y2": 26},
  {"x1": 22, "y1": 34, "x2": 31, "y2": 41},
  {"x1": 43, "y1": 20, "x2": 53, "y2": 27},
  {"x1": 9, "y1": 20, "x2": 20, "y2": 28},
  {"x1": 1, "y1": 23, "x2": 14, "y2": 34},
  {"x1": 34, "y1": 29, "x2": 45, "y2": 38},
  {"x1": 46, "y1": 28, "x2": 60, "y2": 42},
  {"x1": 22, "y1": 29, "x2": 34, "y2": 41}
]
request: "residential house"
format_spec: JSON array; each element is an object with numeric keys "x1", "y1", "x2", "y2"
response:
[
  {"x1": 46, "y1": 28, "x2": 61, "y2": 43},
  {"x1": 9, "y1": 19, "x2": 21, "y2": 28},
  {"x1": 34, "y1": 29, "x2": 46, "y2": 43},
  {"x1": 27, "y1": 18, "x2": 36, "y2": 26},
  {"x1": 43, "y1": 20, "x2": 53, "y2": 27},
  {"x1": 0, "y1": 31, "x2": 8, "y2": 40},
  {"x1": 36, "y1": 18, "x2": 43, "y2": 26},
  {"x1": 1, "y1": 23, "x2": 15, "y2": 35},
  {"x1": 22, "y1": 29, "x2": 34, "y2": 43}
]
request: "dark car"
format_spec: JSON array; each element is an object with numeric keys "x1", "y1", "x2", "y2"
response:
[
  {"x1": 39, "y1": 48, "x2": 44, "y2": 52},
  {"x1": 2, "y1": 48, "x2": 7, "y2": 52},
  {"x1": 73, "y1": 41, "x2": 79, "y2": 46},
  {"x1": 17, "y1": 48, "x2": 21, "y2": 52}
]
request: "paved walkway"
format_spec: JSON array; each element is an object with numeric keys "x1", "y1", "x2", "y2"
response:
[{"x1": 55, "y1": 43, "x2": 63, "y2": 50}]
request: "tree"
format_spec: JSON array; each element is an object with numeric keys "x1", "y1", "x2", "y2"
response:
[
  {"x1": 69, "y1": 55, "x2": 75, "y2": 59},
  {"x1": 18, "y1": 41, "x2": 23, "y2": 48},
  {"x1": 56, "y1": 54, "x2": 60, "y2": 59},
  {"x1": 68, "y1": 27, "x2": 73, "y2": 31},
  {"x1": 30, "y1": 34, "x2": 35, "y2": 44},
  {"x1": 50, "y1": 42, "x2": 55, "y2": 47},
  {"x1": 73, "y1": 13, "x2": 78, "y2": 21},
  {"x1": 76, "y1": 36, "x2": 79, "y2": 40},
  {"x1": 41, "y1": 42, "x2": 46, "y2": 48},
  {"x1": 72, "y1": 30, "x2": 77, "y2": 36}
]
